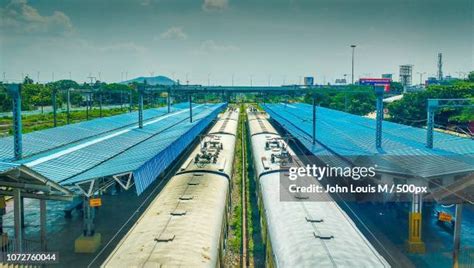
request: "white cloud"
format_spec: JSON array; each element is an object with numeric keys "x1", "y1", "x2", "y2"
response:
[
  {"x1": 202, "y1": 0, "x2": 228, "y2": 12},
  {"x1": 200, "y1": 40, "x2": 239, "y2": 53},
  {"x1": 159, "y1": 27, "x2": 188, "y2": 41},
  {"x1": 0, "y1": 0, "x2": 73, "y2": 35}
]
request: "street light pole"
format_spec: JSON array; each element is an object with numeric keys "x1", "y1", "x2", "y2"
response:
[{"x1": 351, "y1": 45, "x2": 356, "y2": 84}]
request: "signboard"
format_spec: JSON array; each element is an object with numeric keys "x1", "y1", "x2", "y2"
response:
[
  {"x1": 359, "y1": 78, "x2": 391, "y2": 92},
  {"x1": 438, "y1": 212, "x2": 452, "y2": 222},
  {"x1": 359, "y1": 78, "x2": 391, "y2": 86},
  {"x1": 89, "y1": 198, "x2": 102, "y2": 207}
]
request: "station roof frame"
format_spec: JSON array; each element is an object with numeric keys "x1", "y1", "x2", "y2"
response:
[{"x1": 0, "y1": 162, "x2": 74, "y2": 201}]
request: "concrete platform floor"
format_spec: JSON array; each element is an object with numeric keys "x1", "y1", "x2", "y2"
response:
[
  {"x1": 1, "y1": 176, "x2": 171, "y2": 267},
  {"x1": 347, "y1": 202, "x2": 474, "y2": 268}
]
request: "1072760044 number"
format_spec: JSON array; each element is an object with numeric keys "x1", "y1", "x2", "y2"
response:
[{"x1": 1, "y1": 252, "x2": 59, "y2": 264}]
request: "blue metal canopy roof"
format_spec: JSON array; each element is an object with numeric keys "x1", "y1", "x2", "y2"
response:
[
  {"x1": 0, "y1": 103, "x2": 225, "y2": 195},
  {"x1": 0, "y1": 102, "x2": 191, "y2": 162},
  {"x1": 263, "y1": 103, "x2": 474, "y2": 178}
]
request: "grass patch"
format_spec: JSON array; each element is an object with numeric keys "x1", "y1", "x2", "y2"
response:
[
  {"x1": 228, "y1": 105, "x2": 244, "y2": 253},
  {"x1": 0, "y1": 104, "x2": 166, "y2": 135}
]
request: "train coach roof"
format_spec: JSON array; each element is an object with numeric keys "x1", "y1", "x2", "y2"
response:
[
  {"x1": 247, "y1": 108, "x2": 390, "y2": 267},
  {"x1": 259, "y1": 172, "x2": 390, "y2": 267},
  {"x1": 103, "y1": 172, "x2": 229, "y2": 267},
  {"x1": 103, "y1": 108, "x2": 237, "y2": 267}
]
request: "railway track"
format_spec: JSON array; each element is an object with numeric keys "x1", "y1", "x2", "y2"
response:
[{"x1": 241, "y1": 108, "x2": 249, "y2": 268}]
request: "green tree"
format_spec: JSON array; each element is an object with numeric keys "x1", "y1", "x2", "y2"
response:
[
  {"x1": 386, "y1": 91, "x2": 428, "y2": 126},
  {"x1": 32, "y1": 86, "x2": 51, "y2": 113},
  {"x1": 22, "y1": 84, "x2": 51, "y2": 113},
  {"x1": 48, "y1": 79, "x2": 79, "y2": 90},
  {"x1": 23, "y1": 76, "x2": 34, "y2": 85},
  {"x1": 0, "y1": 92, "x2": 12, "y2": 112},
  {"x1": 389, "y1": 82, "x2": 403, "y2": 93},
  {"x1": 303, "y1": 86, "x2": 376, "y2": 116},
  {"x1": 468, "y1": 71, "x2": 474, "y2": 82},
  {"x1": 387, "y1": 81, "x2": 474, "y2": 127}
]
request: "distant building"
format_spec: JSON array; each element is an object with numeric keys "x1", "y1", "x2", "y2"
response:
[
  {"x1": 425, "y1": 76, "x2": 458, "y2": 86},
  {"x1": 335, "y1": 78, "x2": 347, "y2": 84},
  {"x1": 382, "y1": 74, "x2": 393, "y2": 79},
  {"x1": 444, "y1": 75, "x2": 456, "y2": 81},
  {"x1": 399, "y1": 65, "x2": 413, "y2": 93},
  {"x1": 425, "y1": 77, "x2": 438, "y2": 86},
  {"x1": 399, "y1": 65, "x2": 413, "y2": 87},
  {"x1": 304, "y1": 77, "x2": 314, "y2": 86}
]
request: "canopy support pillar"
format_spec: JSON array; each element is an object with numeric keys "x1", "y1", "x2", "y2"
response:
[
  {"x1": 8, "y1": 84, "x2": 22, "y2": 160},
  {"x1": 453, "y1": 203, "x2": 463, "y2": 268},
  {"x1": 406, "y1": 193, "x2": 425, "y2": 253},
  {"x1": 189, "y1": 95, "x2": 193, "y2": 123},
  {"x1": 40, "y1": 199, "x2": 47, "y2": 250},
  {"x1": 67, "y1": 88, "x2": 71, "y2": 124},
  {"x1": 52, "y1": 89, "x2": 57, "y2": 127},
  {"x1": 14, "y1": 189, "x2": 23, "y2": 252},
  {"x1": 167, "y1": 89, "x2": 171, "y2": 113},
  {"x1": 375, "y1": 86, "x2": 384, "y2": 149},
  {"x1": 312, "y1": 97, "x2": 316, "y2": 144},
  {"x1": 426, "y1": 99, "x2": 437, "y2": 149},
  {"x1": 138, "y1": 89, "x2": 144, "y2": 128}
]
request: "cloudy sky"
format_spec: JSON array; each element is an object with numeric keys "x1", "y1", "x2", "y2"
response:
[{"x1": 0, "y1": 0, "x2": 472, "y2": 85}]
